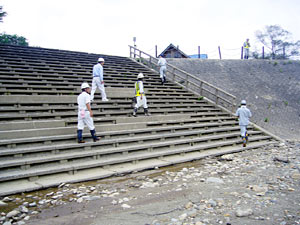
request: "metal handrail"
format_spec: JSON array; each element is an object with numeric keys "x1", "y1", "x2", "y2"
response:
[{"x1": 129, "y1": 45, "x2": 236, "y2": 112}]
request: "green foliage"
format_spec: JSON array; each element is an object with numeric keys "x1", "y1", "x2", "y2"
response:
[
  {"x1": 283, "y1": 101, "x2": 288, "y2": 106},
  {"x1": 198, "y1": 96, "x2": 204, "y2": 101},
  {"x1": 0, "y1": 6, "x2": 7, "y2": 23},
  {"x1": 254, "y1": 25, "x2": 300, "y2": 59},
  {"x1": 0, "y1": 33, "x2": 29, "y2": 46},
  {"x1": 273, "y1": 61, "x2": 278, "y2": 66},
  {"x1": 279, "y1": 68, "x2": 283, "y2": 73},
  {"x1": 267, "y1": 103, "x2": 271, "y2": 109},
  {"x1": 264, "y1": 118, "x2": 269, "y2": 123}
]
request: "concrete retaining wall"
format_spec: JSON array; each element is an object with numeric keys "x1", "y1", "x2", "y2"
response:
[{"x1": 167, "y1": 59, "x2": 300, "y2": 140}]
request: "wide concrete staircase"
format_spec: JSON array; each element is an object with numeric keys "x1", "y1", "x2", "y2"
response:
[{"x1": 0, "y1": 44, "x2": 277, "y2": 196}]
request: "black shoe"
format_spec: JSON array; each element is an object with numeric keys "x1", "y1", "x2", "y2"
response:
[
  {"x1": 93, "y1": 137, "x2": 100, "y2": 142},
  {"x1": 78, "y1": 140, "x2": 85, "y2": 144},
  {"x1": 242, "y1": 137, "x2": 246, "y2": 147}
]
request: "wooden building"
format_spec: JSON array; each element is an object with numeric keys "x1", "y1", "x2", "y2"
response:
[{"x1": 159, "y1": 43, "x2": 190, "y2": 58}]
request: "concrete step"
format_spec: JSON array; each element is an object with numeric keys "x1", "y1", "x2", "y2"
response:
[
  {"x1": 0, "y1": 135, "x2": 273, "y2": 184},
  {"x1": 0, "y1": 107, "x2": 227, "y2": 124},
  {"x1": 0, "y1": 116, "x2": 236, "y2": 148},
  {"x1": 0, "y1": 139, "x2": 276, "y2": 197},
  {"x1": 0, "y1": 44, "x2": 279, "y2": 197},
  {"x1": 0, "y1": 113, "x2": 234, "y2": 139},
  {"x1": 0, "y1": 125, "x2": 244, "y2": 158}
]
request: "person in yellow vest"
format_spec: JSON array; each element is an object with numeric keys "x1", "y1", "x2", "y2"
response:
[
  {"x1": 243, "y1": 38, "x2": 251, "y2": 59},
  {"x1": 133, "y1": 73, "x2": 150, "y2": 117}
]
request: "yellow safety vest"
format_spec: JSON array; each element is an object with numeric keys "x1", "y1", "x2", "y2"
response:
[
  {"x1": 244, "y1": 41, "x2": 250, "y2": 49},
  {"x1": 135, "y1": 81, "x2": 141, "y2": 97}
]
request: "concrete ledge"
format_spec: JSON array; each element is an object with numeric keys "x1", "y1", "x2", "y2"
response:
[
  {"x1": 0, "y1": 120, "x2": 66, "y2": 131},
  {"x1": 0, "y1": 139, "x2": 276, "y2": 196}
]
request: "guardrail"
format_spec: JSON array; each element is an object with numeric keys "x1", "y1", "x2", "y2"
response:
[{"x1": 129, "y1": 45, "x2": 236, "y2": 112}]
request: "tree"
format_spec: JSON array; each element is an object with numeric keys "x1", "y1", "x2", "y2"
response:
[
  {"x1": 255, "y1": 25, "x2": 300, "y2": 59},
  {"x1": 0, "y1": 5, "x2": 29, "y2": 46},
  {"x1": 0, "y1": 34, "x2": 29, "y2": 46},
  {"x1": 0, "y1": 6, "x2": 7, "y2": 23}
]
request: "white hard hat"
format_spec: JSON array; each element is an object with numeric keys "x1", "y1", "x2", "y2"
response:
[
  {"x1": 81, "y1": 82, "x2": 90, "y2": 89},
  {"x1": 98, "y1": 57, "x2": 105, "y2": 62},
  {"x1": 241, "y1": 100, "x2": 247, "y2": 105},
  {"x1": 137, "y1": 73, "x2": 144, "y2": 79}
]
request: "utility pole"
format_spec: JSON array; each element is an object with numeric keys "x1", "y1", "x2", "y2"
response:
[{"x1": 133, "y1": 37, "x2": 136, "y2": 58}]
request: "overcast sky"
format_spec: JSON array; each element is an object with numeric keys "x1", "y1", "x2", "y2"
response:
[{"x1": 1, "y1": 0, "x2": 300, "y2": 59}]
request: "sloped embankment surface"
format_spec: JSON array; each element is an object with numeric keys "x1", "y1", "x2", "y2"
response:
[{"x1": 167, "y1": 59, "x2": 300, "y2": 140}]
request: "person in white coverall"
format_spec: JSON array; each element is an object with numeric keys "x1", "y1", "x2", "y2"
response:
[
  {"x1": 133, "y1": 73, "x2": 150, "y2": 117},
  {"x1": 91, "y1": 57, "x2": 109, "y2": 101},
  {"x1": 77, "y1": 82, "x2": 100, "y2": 143},
  {"x1": 235, "y1": 100, "x2": 252, "y2": 147},
  {"x1": 157, "y1": 55, "x2": 167, "y2": 84}
]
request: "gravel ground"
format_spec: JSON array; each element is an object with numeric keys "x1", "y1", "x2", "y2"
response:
[{"x1": 1, "y1": 141, "x2": 299, "y2": 225}]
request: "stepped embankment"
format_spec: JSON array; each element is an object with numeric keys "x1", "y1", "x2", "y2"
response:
[{"x1": 167, "y1": 59, "x2": 300, "y2": 140}]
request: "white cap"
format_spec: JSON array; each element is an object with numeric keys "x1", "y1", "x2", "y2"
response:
[
  {"x1": 81, "y1": 82, "x2": 90, "y2": 89},
  {"x1": 98, "y1": 57, "x2": 105, "y2": 62},
  {"x1": 241, "y1": 100, "x2": 247, "y2": 105},
  {"x1": 137, "y1": 73, "x2": 144, "y2": 79}
]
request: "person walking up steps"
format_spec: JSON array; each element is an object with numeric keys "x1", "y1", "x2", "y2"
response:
[
  {"x1": 77, "y1": 82, "x2": 100, "y2": 143},
  {"x1": 133, "y1": 73, "x2": 150, "y2": 117},
  {"x1": 235, "y1": 100, "x2": 252, "y2": 147},
  {"x1": 91, "y1": 57, "x2": 109, "y2": 102},
  {"x1": 157, "y1": 55, "x2": 167, "y2": 84}
]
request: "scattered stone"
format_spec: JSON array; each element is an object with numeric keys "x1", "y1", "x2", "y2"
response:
[
  {"x1": 274, "y1": 156, "x2": 290, "y2": 163},
  {"x1": 220, "y1": 154, "x2": 235, "y2": 161},
  {"x1": 58, "y1": 183, "x2": 66, "y2": 188},
  {"x1": 178, "y1": 213, "x2": 187, "y2": 221},
  {"x1": 291, "y1": 172, "x2": 300, "y2": 179},
  {"x1": 28, "y1": 202, "x2": 37, "y2": 207},
  {"x1": 19, "y1": 206, "x2": 28, "y2": 213},
  {"x1": 6, "y1": 210, "x2": 20, "y2": 218},
  {"x1": 2, "y1": 197, "x2": 13, "y2": 202},
  {"x1": 235, "y1": 208, "x2": 253, "y2": 217},
  {"x1": 121, "y1": 204, "x2": 131, "y2": 209},
  {"x1": 251, "y1": 185, "x2": 268, "y2": 193},
  {"x1": 208, "y1": 199, "x2": 217, "y2": 207},
  {"x1": 76, "y1": 198, "x2": 83, "y2": 203},
  {"x1": 0, "y1": 200, "x2": 8, "y2": 207},
  {"x1": 185, "y1": 202, "x2": 193, "y2": 209},
  {"x1": 206, "y1": 177, "x2": 224, "y2": 184},
  {"x1": 3, "y1": 221, "x2": 12, "y2": 225}
]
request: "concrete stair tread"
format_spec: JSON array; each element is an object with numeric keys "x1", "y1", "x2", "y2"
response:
[
  {"x1": 0, "y1": 109, "x2": 227, "y2": 121},
  {"x1": 0, "y1": 126, "x2": 246, "y2": 157},
  {"x1": 0, "y1": 140, "x2": 277, "y2": 197},
  {"x1": 0, "y1": 119, "x2": 238, "y2": 147},
  {"x1": 0, "y1": 131, "x2": 265, "y2": 170},
  {"x1": 0, "y1": 104, "x2": 217, "y2": 113},
  {"x1": 0, "y1": 137, "x2": 274, "y2": 183}
]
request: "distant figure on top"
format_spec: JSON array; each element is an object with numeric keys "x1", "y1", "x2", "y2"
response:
[
  {"x1": 90, "y1": 57, "x2": 109, "y2": 102},
  {"x1": 243, "y1": 38, "x2": 251, "y2": 59},
  {"x1": 157, "y1": 55, "x2": 167, "y2": 84},
  {"x1": 235, "y1": 100, "x2": 252, "y2": 147}
]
